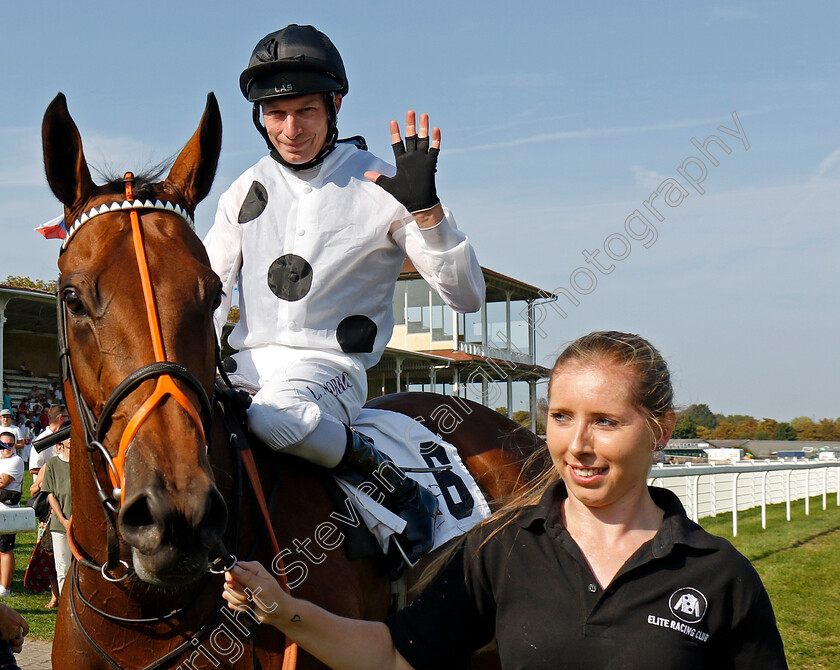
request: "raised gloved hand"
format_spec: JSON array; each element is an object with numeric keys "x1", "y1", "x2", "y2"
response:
[{"x1": 365, "y1": 111, "x2": 441, "y2": 214}]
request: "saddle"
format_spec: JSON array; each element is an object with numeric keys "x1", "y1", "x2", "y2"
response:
[
  {"x1": 214, "y1": 382, "x2": 491, "y2": 580},
  {"x1": 215, "y1": 384, "x2": 388, "y2": 568}
]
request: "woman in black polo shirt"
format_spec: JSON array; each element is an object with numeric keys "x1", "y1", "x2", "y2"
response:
[{"x1": 224, "y1": 331, "x2": 788, "y2": 669}]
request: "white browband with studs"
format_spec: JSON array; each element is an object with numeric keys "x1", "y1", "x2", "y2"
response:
[{"x1": 63, "y1": 199, "x2": 194, "y2": 250}]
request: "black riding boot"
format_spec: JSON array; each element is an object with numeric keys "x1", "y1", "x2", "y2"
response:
[{"x1": 332, "y1": 426, "x2": 438, "y2": 573}]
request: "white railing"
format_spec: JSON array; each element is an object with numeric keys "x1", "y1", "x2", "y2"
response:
[
  {"x1": 458, "y1": 341, "x2": 533, "y2": 365},
  {"x1": 647, "y1": 460, "x2": 840, "y2": 536}
]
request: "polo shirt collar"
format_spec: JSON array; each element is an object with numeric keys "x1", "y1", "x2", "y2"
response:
[
  {"x1": 514, "y1": 479, "x2": 720, "y2": 558},
  {"x1": 514, "y1": 478, "x2": 565, "y2": 530}
]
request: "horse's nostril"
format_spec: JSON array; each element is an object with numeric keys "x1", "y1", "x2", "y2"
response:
[
  {"x1": 121, "y1": 495, "x2": 155, "y2": 530},
  {"x1": 119, "y1": 493, "x2": 164, "y2": 555}
]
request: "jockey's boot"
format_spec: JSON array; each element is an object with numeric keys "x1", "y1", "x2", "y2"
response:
[{"x1": 332, "y1": 426, "x2": 438, "y2": 571}]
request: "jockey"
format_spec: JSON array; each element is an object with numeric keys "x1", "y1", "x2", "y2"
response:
[{"x1": 204, "y1": 24, "x2": 485, "y2": 569}]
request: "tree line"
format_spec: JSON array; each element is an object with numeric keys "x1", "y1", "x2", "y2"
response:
[
  {"x1": 500, "y1": 402, "x2": 839, "y2": 442},
  {"x1": 3, "y1": 275, "x2": 57, "y2": 293},
  {"x1": 673, "y1": 403, "x2": 840, "y2": 441}
]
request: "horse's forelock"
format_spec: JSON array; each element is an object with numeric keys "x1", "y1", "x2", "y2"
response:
[{"x1": 93, "y1": 159, "x2": 174, "y2": 199}]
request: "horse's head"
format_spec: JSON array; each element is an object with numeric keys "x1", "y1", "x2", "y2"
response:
[{"x1": 42, "y1": 93, "x2": 227, "y2": 586}]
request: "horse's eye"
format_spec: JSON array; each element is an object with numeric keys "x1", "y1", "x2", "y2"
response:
[
  {"x1": 211, "y1": 287, "x2": 223, "y2": 312},
  {"x1": 62, "y1": 288, "x2": 87, "y2": 316}
]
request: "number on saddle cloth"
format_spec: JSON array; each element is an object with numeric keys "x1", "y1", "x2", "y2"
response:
[
  {"x1": 347, "y1": 408, "x2": 492, "y2": 553},
  {"x1": 418, "y1": 441, "x2": 475, "y2": 521}
]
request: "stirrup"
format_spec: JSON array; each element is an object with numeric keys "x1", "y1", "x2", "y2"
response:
[{"x1": 333, "y1": 426, "x2": 438, "y2": 571}]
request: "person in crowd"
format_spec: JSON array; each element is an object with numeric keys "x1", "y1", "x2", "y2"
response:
[
  {"x1": 36, "y1": 405, "x2": 48, "y2": 432},
  {"x1": 41, "y1": 434, "x2": 72, "y2": 595},
  {"x1": 205, "y1": 24, "x2": 484, "y2": 568},
  {"x1": 19, "y1": 421, "x2": 35, "y2": 464},
  {"x1": 29, "y1": 405, "x2": 69, "y2": 494},
  {"x1": 13, "y1": 400, "x2": 27, "y2": 426},
  {"x1": 1, "y1": 385, "x2": 11, "y2": 414},
  {"x1": 0, "y1": 413, "x2": 20, "y2": 453},
  {"x1": 0, "y1": 432, "x2": 24, "y2": 599},
  {"x1": 223, "y1": 331, "x2": 788, "y2": 669}
]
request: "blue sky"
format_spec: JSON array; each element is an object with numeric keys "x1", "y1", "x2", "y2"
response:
[{"x1": 1, "y1": 1, "x2": 838, "y2": 421}]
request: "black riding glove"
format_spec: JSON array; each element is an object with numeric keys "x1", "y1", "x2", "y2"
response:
[{"x1": 375, "y1": 134, "x2": 439, "y2": 213}]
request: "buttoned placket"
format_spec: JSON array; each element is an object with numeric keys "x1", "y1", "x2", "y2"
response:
[
  {"x1": 548, "y1": 518, "x2": 669, "y2": 640},
  {"x1": 276, "y1": 166, "x2": 322, "y2": 334}
]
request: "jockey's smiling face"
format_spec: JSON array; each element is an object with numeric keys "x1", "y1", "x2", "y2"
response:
[{"x1": 262, "y1": 93, "x2": 342, "y2": 165}]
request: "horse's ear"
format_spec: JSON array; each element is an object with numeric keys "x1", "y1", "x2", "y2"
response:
[
  {"x1": 42, "y1": 93, "x2": 97, "y2": 210},
  {"x1": 166, "y1": 93, "x2": 222, "y2": 211}
]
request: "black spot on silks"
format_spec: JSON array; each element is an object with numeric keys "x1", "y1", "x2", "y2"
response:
[
  {"x1": 267, "y1": 254, "x2": 313, "y2": 302},
  {"x1": 237, "y1": 181, "x2": 268, "y2": 223},
  {"x1": 336, "y1": 315, "x2": 377, "y2": 354},
  {"x1": 222, "y1": 357, "x2": 237, "y2": 373}
]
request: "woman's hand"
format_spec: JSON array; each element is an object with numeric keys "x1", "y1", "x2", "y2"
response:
[{"x1": 223, "y1": 561, "x2": 289, "y2": 628}]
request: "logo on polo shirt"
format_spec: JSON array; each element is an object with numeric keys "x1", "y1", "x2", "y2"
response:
[{"x1": 669, "y1": 587, "x2": 707, "y2": 624}]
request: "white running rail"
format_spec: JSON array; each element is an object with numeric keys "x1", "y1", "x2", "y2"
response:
[{"x1": 647, "y1": 460, "x2": 840, "y2": 536}]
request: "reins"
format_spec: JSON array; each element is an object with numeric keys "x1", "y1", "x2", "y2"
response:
[{"x1": 216, "y1": 360, "x2": 299, "y2": 669}]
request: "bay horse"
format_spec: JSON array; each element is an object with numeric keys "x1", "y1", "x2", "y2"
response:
[{"x1": 42, "y1": 92, "x2": 544, "y2": 669}]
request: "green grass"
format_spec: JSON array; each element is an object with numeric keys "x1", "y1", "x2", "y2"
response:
[
  {"x1": 700, "y1": 495, "x2": 840, "y2": 670},
  {"x1": 7, "y1": 471, "x2": 57, "y2": 640}
]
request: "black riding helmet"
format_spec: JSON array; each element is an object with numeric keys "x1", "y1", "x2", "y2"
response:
[{"x1": 241, "y1": 25, "x2": 349, "y2": 170}]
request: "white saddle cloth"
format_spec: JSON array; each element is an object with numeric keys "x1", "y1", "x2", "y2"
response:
[{"x1": 335, "y1": 407, "x2": 491, "y2": 554}]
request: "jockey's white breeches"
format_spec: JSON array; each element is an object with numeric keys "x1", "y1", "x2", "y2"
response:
[{"x1": 226, "y1": 346, "x2": 368, "y2": 451}]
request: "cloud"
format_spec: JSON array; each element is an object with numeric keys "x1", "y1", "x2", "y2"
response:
[
  {"x1": 631, "y1": 165, "x2": 669, "y2": 189},
  {"x1": 447, "y1": 113, "x2": 743, "y2": 155},
  {"x1": 813, "y1": 146, "x2": 840, "y2": 179}
]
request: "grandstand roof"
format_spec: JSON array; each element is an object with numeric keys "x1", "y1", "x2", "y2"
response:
[{"x1": 0, "y1": 285, "x2": 57, "y2": 336}]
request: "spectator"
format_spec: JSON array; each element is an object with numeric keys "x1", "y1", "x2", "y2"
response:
[
  {"x1": 19, "y1": 422, "x2": 35, "y2": 464},
  {"x1": 29, "y1": 405, "x2": 69, "y2": 494},
  {"x1": 17, "y1": 363, "x2": 32, "y2": 379},
  {"x1": 1, "y1": 385, "x2": 10, "y2": 413},
  {"x1": 0, "y1": 432, "x2": 24, "y2": 599},
  {"x1": 42, "y1": 435, "x2": 72, "y2": 595},
  {"x1": 0, "y1": 413, "x2": 21, "y2": 453},
  {"x1": 37, "y1": 406, "x2": 48, "y2": 432},
  {"x1": 13, "y1": 400, "x2": 27, "y2": 426}
]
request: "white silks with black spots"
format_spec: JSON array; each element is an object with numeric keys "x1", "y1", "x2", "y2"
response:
[{"x1": 204, "y1": 142, "x2": 484, "y2": 447}]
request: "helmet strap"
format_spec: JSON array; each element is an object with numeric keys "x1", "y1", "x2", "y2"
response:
[{"x1": 254, "y1": 92, "x2": 341, "y2": 172}]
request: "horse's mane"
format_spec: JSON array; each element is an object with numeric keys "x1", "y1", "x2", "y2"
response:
[{"x1": 92, "y1": 159, "x2": 174, "y2": 199}]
